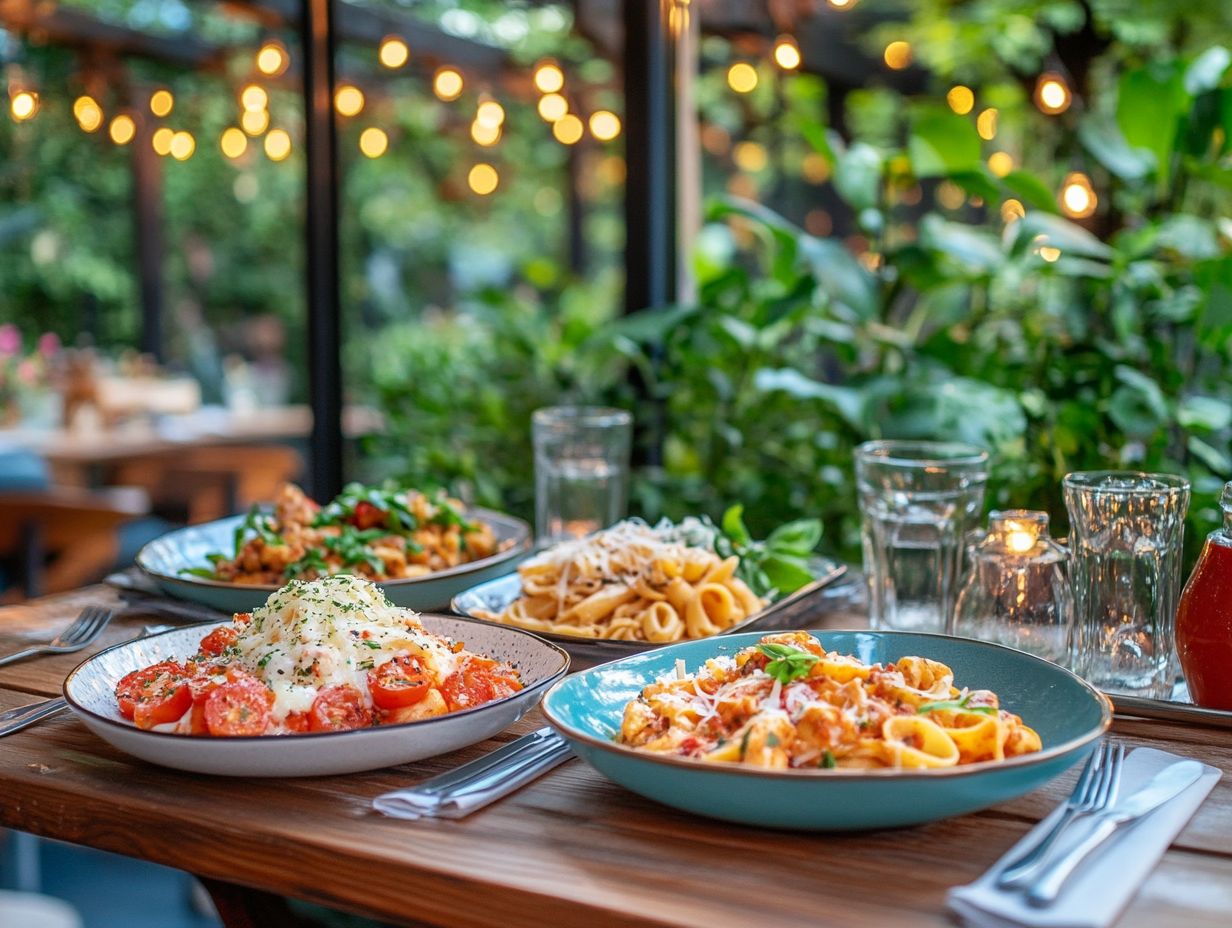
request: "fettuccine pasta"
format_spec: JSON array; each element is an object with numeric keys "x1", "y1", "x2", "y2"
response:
[
  {"x1": 617, "y1": 632, "x2": 1042, "y2": 769},
  {"x1": 473, "y1": 519, "x2": 767, "y2": 642}
]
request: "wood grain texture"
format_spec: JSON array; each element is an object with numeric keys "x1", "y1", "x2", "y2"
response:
[{"x1": 0, "y1": 586, "x2": 1229, "y2": 928}]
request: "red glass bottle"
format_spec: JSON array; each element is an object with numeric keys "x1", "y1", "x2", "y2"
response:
[{"x1": 1176, "y1": 482, "x2": 1232, "y2": 710}]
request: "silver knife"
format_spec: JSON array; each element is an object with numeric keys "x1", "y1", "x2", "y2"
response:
[{"x1": 1025, "y1": 760, "x2": 1205, "y2": 907}]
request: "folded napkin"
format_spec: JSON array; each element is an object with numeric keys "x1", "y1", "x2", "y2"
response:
[
  {"x1": 948, "y1": 746, "x2": 1221, "y2": 928},
  {"x1": 373, "y1": 728, "x2": 573, "y2": 821}
]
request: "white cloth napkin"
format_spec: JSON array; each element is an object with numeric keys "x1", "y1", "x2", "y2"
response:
[{"x1": 948, "y1": 746, "x2": 1222, "y2": 928}]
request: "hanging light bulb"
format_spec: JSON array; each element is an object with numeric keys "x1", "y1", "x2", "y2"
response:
[
  {"x1": 334, "y1": 85, "x2": 364, "y2": 117},
  {"x1": 1035, "y1": 72, "x2": 1072, "y2": 115},
  {"x1": 109, "y1": 114, "x2": 136, "y2": 145},
  {"x1": 533, "y1": 60, "x2": 564, "y2": 94},
  {"x1": 264, "y1": 128, "x2": 292, "y2": 161},
  {"x1": 553, "y1": 113, "x2": 584, "y2": 145},
  {"x1": 468, "y1": 163, "x2": 499, "y2": 195},
  {"x1": 220, "y1": 127, "x2": 248, "y2": 159},
  {"x1": 241, "y1": 84, "x2": 268, "y2": 112},
  {"x1": 1059, "y1": 171, "x2": 1097, "y2": 219},
  {"x1": 588, "y1": 110, "x2": 621, "y2": 141},
  {"x1": 475, "y1": 99, "x2": 505, "y2": 129},
  {"x1": 151, "y1": 127, "x2": 175, "y2": 156},
  {"x1": 256, "y1": 41, "x2": 289, "y2": 77},
  {"x1": 538, "y1": 93, "x2": 568, "y2": 122},
  {"x1": 433, "y1": 68, "x2": 464, "y2": 101},
  {"x1": 73, "y1": 96, "x2": 104, "y2": 132},
  {"x1": 359, "y1": 127, "x2": 389, "y2": 158},
  {"x1": 727, "y1": 62, "x2": 758, "y2": 93},
  {"x1": 977, "y1": 108, "x2": 998, "y2": 140},
  {"x1": 471, "y1": 120, "x2": 501, "y2": 146},
  {"x1": 242, "y1": 109, "x2": 270, "y2": 135},
  {"x1": 883, "y1": 41, "x2": 912, "y2": 70},
  {"x1": 946, "y1": 85, "x2": 974, "y2": 115},
  {"x1": 773, "y1": 36, "x2": 801, "y2": 71},
  {"x1": 10, "y1": 91, "x2": 38, "y2": 122},
  {"x1": 149, "y1": 89, "x2": 174, "y2": 117},
  {"x1": 378, "y1": 36, "x2": 409, "y2": 69},
  {"x1": 169, "y1": 131, "x2": 195, "y2": 161}
]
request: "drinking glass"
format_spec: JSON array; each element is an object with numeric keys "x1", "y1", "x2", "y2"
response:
[
  {"x1": 855, "y1": 440, "x2": 989, "y2": 633},
  {"x1": 1064, "y1": 471, "x2": 1189, "y2": 698},
  {"x1": 532, "y1": 406, "x2": 632, "y2": 544}
]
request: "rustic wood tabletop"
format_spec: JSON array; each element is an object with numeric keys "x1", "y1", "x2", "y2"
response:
[{"x1": 1, "y1": 584, "x2": 1229, "y2": 928}]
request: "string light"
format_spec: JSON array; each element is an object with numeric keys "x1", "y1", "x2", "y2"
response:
[
  {"x1": 264, "y1": 128, "x2": 291, "y2": 161},
  {"x1": 883, "y1": 41, "x2": 912, "y2": 70},
  {"x1": 987, "y1": 151, "x2": 1014, "y2": 177},
  {"x1": 359, "y1": 127, "x2": 389, "y2": 158},
  {"x1": 108, "y1": 114, "x2": 135, "y2": 145},
  {"x1": 827, "y1": 0, "x2": 855, "y2": 6},
  {"x1": 946, "y1": 85, "x2": 974, "y2": 115},
  {"x1": 1000, "y1": 199, "x2": 1025, "y2": 222},
  {"x1": 588, "y1": 110, "x2": 621, "y2": 141},
  {"x1": 220, "y1": 127, "x2": 248, "y2": 159},
  {"x1": 334, "y1": 85, "x2": 364, "y2": 117},
  {"x1": 170, "y1": 131, "x2": 195, "y2": 161},
  {"x1": 773, "y1": 36, "x2": 801, "y2": 71},
  {"x1": 378, "y1": 36, "x2": 409, "y2": 69},
  {"x1": 1035, "y1": 72, "x2": 1071, "y2": 115},
  {"x1": 256, "y1": 41, "x2": 289, "y2": 77},
  {"x1": 149, "y1": 89, "x2": 174, "y2": 117},
  {"x1": 468, "y1": 162, "x2": 499, "y2": 195},
  {"x1": 10, "y1": 91, "x2": 38, "y2": 122},
  {"x1": 433, "y1": 68, "x2": 464, "y2": 101},
  {"x1": 1059, "y1": 171, "x2": 1097, "y2": 219},
  {"x1": 1033, "y1": 235, "x2": 1062, "y2": 263},
  {"x1": 471, "y1": 120, "x2": 500, "y2": 146},
  {"x1": 552, "y1": 113, "x2": 583, "y2": 145},
  {"x1": 533, "y1": 61, "x2": 564, "y2": 94},
  {"x1": 537, "y1": 93, "x2": 568, "y2": 122},
  {"x1": 73, "y1": 96, "x2": 103, "y2": 132},
  {"x1": 152, "y1": 127, "x2": 175, "y2": 156},
  {"x1": 733, "y1": 140, "x2": 768, "y2": 172},
  {"x1": 241, "y1": 109, "x2": 269, "y2": 135},
  {"x1": 801, "y1": 152, "x2": 830, "y2": 183},
  {"x1": 241, "y1": 84, "x2": 268, "y2": 112},
  {"x1": 977, "y1": 107, "x2": 998, "y2": 140},
  {"x1": 476, "y1": 99, "x2": 505, "y2": 129},
  {"x1": 727, "y1": 62, "x2": 758, "y2": 93}
]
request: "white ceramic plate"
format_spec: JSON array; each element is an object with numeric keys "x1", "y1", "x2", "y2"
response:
[{"x1": 63, "y1": 615, "x2": 569, "y2": 777}]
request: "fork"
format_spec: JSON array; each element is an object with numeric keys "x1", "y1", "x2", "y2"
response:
[
  {"x1": 996, "y1": 740, "x2": 1125, "y2": 888},
  {"x1": 0, "y1": 606, "x2": 114, "y2": 668}
]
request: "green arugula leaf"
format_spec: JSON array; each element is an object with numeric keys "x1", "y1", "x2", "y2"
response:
[
  {"x1": 917, "y1": 693, "x2": 997, "y2": 716},
  {"x1": 178, "y1": 567, "x2": 219, "y2": 579},
  {"x1": 757, "y1": 642, "x2": 821, "y2": 684}
]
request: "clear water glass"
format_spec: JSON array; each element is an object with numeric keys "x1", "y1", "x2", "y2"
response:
[
  {"x1": 1064, "y1": 471, "x2": 1189, "y2": 698},
  {"x1": 532, "y1": 406, "x2": 632, "y2": 544},
  {"x1": 855, "y1": 440, "x2": 989, "y2": 634}
]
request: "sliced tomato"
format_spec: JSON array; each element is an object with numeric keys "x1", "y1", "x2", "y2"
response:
[
  {"x1": 131, "y1": 669, "x2": 193, "y2": 730},
  {"x1": 234, "y1": 612, "x2": 252, "y2": 625},
  {"x1": 308, "y1": 684, "x2": 373, "y2": 732},
  {"x1": 115, "y1": 660, "x2": 186, "y2": 719},
  {"x1": 197, "y1": 626, "x2": 239, "y2": 657},
  {"x1": 368, "y1": 655, "x2": 432, "y2": 710},
  {"x1": 283, "y1": 711, "x2": 312, "y2": 734},
  {"x1": 439, "y1": 657, "x2": 522, "y2": 712},
  {"x1": 204, "y1": 677, "x2": 274, "y2": 736},
  {"x1": 351, "y1": 500, "x2": 387, "y2": 530}
]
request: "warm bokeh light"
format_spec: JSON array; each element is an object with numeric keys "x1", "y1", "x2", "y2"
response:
[
  {"x1": 433, "y1": 68, "x2": 464, "y2": 101},
  {"x1": 552, "y1": 113, "x2": 583, "y2": 145},
  {"x1": 946, "y1": 85, "x2": 974, "y2": 116},
  {"x1": 883, "y1": 41, "x2": 912, "y2": 70},
  {"x1": 476, "y1": 99, "x2": 505, "y2": 128},
  {"x1": 1000, "y1": 198, "x2": 1026, "y2": 222},
  {"x1": 359, "y1": 127, "x2": 389, "y2": 158},
  {"x1": 1039, "y1": 245, "x2": 1061, "y2": 262},
  {"x1": 256, "y1": 41, "x2": 288, "y2": 77},
  {"x1": 152, "y1": 127, "x2": 174, "y2": 156},
  {"x1": 801, "y1": 152, "x2": 830, "y2": 184},
  {"x1": 1035, "y1": 72, "x2": 1071, "y2": 115},
  {"x1": 588, "y1": 110, "x2": 621, "y2": 141},
  {"x1": 977, "y1": 107, "x2": 998, "y2": 141},
  {"x1": 241, "y1": 84, "x2": 268, "y2": 112},
  {"x1": 264, "y1": 128, "x2": 291, "y2": 161},
  {"x1": 108, "y1": 114, "x2": 136, "y2": 145},
  {"x1": 242, "y1": 109, "x2": 270, "y2": 135},
  {"x1": 334, "y1": 85, "x2": 365, "y2": 117},
  {"x1": 727, "y1": 62, "x2": 758, "y2": 93},
  {"x1": 805, "y1": 209, "x2": 833, "y2": 237},
  {"x1": 379, "y1": 36, "x2": 409, "y2": 69},
  {"x1": 987, "y1": 151, "x2": 1014, "y2": 177},
  {"x1": 733, "y1": 140, "x2": 768, "y2": 172},
  {"x1": 533, "y1": 61, "x2": 565, "y2": 94},
  {"x1": 10, "y1": 91, "x2": 38, "y2": 121},
  {"x1": 827, "y1": 0, "x2": 855, "y2": 6},
  {"x1": 471, "y1": 120, "x2": 500, "y2": 146},
  {"x1": 1060, "y1": 171, "x2": 1097, "y2": 219},
  {"x1": 537, "y1": 93, "x2": 568, "y2": 122},
  {"x1": 937, "y1": 181, "x2": 966, "y2": 210},
  {"x1": 170, "y1": 130, "x2": 195, "y2": 161},
  {"x1": 773, "y1": 36, "x2": 801, "y2": 71},
  {"x1": 468, "y1": 162, "x2": 499, "y2": 195},
  {"x1": 220, "y1": 127, "x2": 248, "y2": 159},
  {"x1": 74, "y1": 96, "x2": 103, "y2": 132},
  {"x1": 149, "y1": 89, "x2": 174, "y2": 117}
]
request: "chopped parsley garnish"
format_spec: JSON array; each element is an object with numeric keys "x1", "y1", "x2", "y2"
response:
[
  {"x1": 361, "y1": 640, "x2": 382, "y2": 649},
  {"x1": 757, "y1": 643, "x2": 821, "y2": 685},
  {"x1": 820, "y1": 749, "x2": 837, "y2": 769}
]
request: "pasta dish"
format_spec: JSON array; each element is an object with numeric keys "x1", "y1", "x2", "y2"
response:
[
  {"x1": 187, "y1": 483, "x2": 504, "y2": 585},
  {"x1": 115, "y1": 575, "x2": 522, "y2": 735},
  {"x1": 473, "y1": 519, "x2": 770, "y2": 642},
  {"x1": 617, "y1": 632, "x2": 1041, "y2": 769}
]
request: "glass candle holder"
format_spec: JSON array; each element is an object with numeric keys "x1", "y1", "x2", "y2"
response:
[
  {"x1": 953, "y1": 510, "x2": 1073, "y2": 664},
  {"x1": 532, "y1": 406, "x2": 632, "y2": 545}
]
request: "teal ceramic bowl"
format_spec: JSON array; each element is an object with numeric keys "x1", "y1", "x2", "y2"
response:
[
  {"x1": 542, "y1": 630, "x2": 1112, "y2": 831},
  {"x1": 136, "y1": 509, "x2": 531, "y2": 614}
]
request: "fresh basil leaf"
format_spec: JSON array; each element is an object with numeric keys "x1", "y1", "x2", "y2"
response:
[
  {"x1": 766, "y1": 519, "x2": 822, "y2": 555},
  {"x1": 917, "y1": 694, "x2": 997, "y2": 716},
  {"x1": 721, "y1": 504, "x2": 751, "y2": 546},
  {"x1": 760, "y1": 553, "x2": 816, "y2": 595}
]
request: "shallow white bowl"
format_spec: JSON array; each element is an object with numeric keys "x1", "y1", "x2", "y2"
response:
[{"x1": 63, "y1": 615, "x2": 569, "y2": 777}]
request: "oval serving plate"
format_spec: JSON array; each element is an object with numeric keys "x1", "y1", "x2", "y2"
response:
[
  {"x1": 541, "y1": 629, "x2": 1111, "y2": 831},
  {"x1": 451, "y1": 561, "x2": 847, "y2": 667},
  {"x1": 137, "y1": 508, "x2": 531, "y2": 614},
  {"x1": 64, "y1": 614, "x2": 568, "y2": 777}
]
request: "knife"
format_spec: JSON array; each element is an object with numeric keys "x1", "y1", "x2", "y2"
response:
[{"x1": 1025, "y1": 760, "x2": 1205, "y2": 907}]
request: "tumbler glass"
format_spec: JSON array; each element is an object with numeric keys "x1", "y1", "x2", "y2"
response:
[
  {"x1": 1064, "y1": 471, "x2": 1190, "y2": 698},
  {"x1": 855, "y1": 440, "x2": 989, "y2": 633},
  {"x1": 532, "y1": 406, "x2": 632, "y2": 544}
]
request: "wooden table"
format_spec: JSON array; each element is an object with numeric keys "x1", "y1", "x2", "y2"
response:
[{"x1": 1, "y1": 586, "x2": 1230, "y2": 928}]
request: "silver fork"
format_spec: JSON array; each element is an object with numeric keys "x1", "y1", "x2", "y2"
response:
[
  {"x1": 997, "y1": 740, "x2": 1124, "y2": 888},
  {"x1": 0, "y1": 606, "x2": 114, "y2": 668}
]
